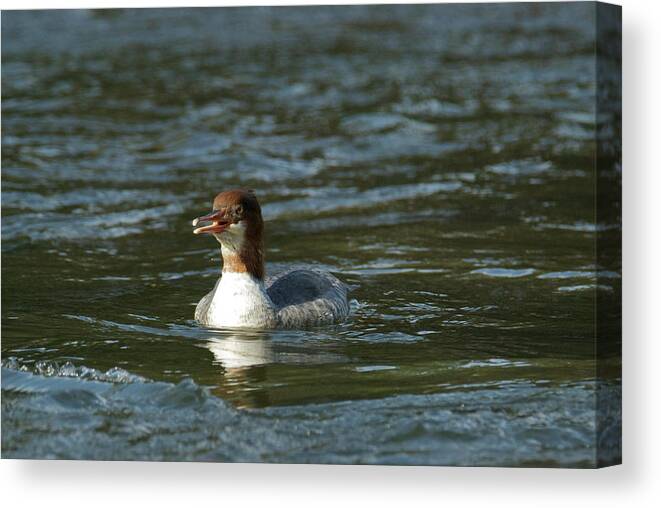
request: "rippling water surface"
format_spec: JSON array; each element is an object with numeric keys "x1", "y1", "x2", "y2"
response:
[{"x1": 2, "y1": 4, "x2": 621, "y2": 466}]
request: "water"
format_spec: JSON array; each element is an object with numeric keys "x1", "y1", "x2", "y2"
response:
[{"x1": 1, "y1": 4, "x2": 621, "y2": 466}]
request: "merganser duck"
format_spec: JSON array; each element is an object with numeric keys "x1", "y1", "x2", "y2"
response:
[{"x1": 192, "y1": 189, "x2": 350, "y2": 329}]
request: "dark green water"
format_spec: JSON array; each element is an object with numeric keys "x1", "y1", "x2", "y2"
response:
[{"x1": 1, "y1": 4, "x2": 620, "y2": 465}]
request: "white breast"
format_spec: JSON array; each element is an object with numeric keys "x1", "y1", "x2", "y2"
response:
[{"x1": 202, "y1": 272, "x2": 278, "y2": 329}]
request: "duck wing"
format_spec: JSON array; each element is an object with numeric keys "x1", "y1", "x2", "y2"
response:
[{"x1": 266, "y1": 269, "x2": 350, "y2": 328}]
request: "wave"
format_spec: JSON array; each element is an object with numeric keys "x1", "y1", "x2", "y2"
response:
[{"x1": 2, "y1": 361, "x2": 619, "y2": 466}]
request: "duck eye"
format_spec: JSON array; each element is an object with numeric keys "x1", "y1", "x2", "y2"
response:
[{"x1": 235, "y1": 204, "x2": 243, "y2": 216}]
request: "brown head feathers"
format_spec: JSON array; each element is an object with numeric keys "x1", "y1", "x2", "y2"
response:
[{"x1": 212, "y1": 189, "x2": 265, "y2": 280}]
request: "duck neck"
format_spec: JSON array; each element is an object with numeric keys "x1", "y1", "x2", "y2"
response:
[{"x1": 220, "y1": 238, "x2": 265, "y2": 281}]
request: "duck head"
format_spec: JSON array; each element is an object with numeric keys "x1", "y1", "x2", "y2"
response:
[{"x1": 192, "y1": 189, "x2": 265, "y2": 279}]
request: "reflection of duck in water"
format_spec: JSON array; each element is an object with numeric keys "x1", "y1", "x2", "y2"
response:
[
  {"x1": 192, "y1": 189, "x2": 350, "y2": 329},
  {"x1": 205, "y1": 332, "x2": 275, "y2": 409},
  {"x1": 204, "y1": 331, "x2": 346, "y2": 409},
  {"x1": 206, "y1": 332, "x2": 274, "y2": 369}
]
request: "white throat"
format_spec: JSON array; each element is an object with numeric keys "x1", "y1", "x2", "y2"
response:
[
  {"x1": 214, "y1": 221, "x2": 246, "y2": 253},
  {"x1": 206, "y1": 272, "x2": 278, "y2": 329}
]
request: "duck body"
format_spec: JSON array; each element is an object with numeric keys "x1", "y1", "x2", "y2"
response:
[
  {"x1": 192, "y1": 189, "x2": 350, "y2": 330},
  {"x1": 195, "y1": 268, "x2": 349, "y2": 329}
]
